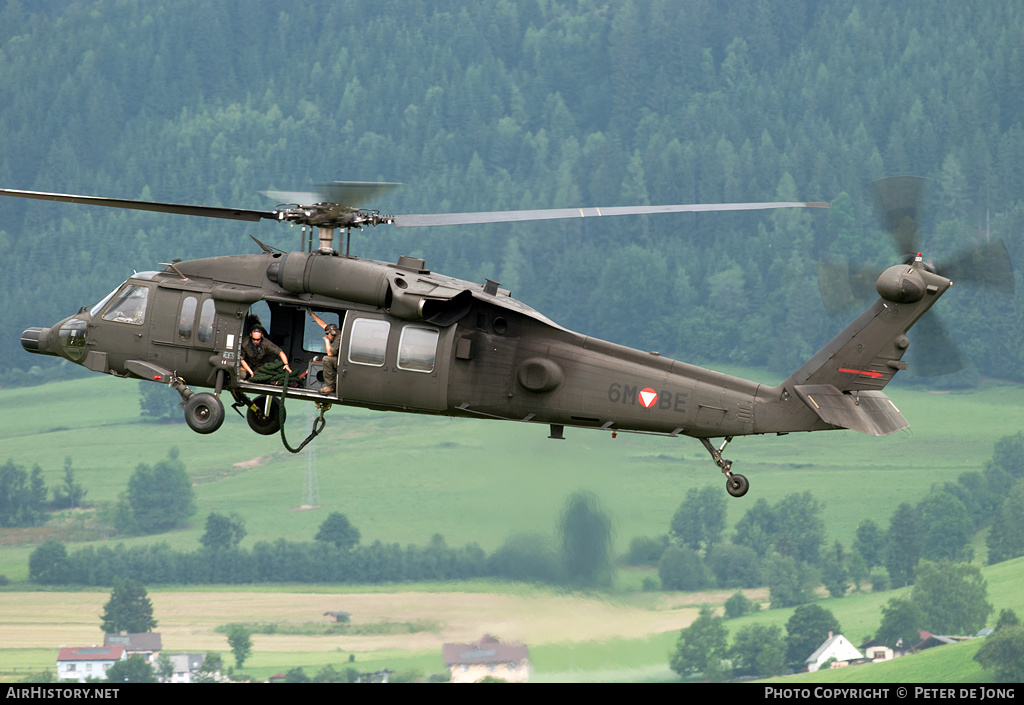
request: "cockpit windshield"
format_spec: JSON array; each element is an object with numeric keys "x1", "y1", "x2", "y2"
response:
[
  {"x1": 99, "y1": 283, "x2": 151, "y2": 325},
  {"x1": 89, "y1": 272, "x2": 160, "y2": 318},
  {"x1": 90, "y1": 285, "x2": 121, "y2": 317}
]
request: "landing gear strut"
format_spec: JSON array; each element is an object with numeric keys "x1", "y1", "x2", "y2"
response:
[
  {"x1": 229, "y1": 389, "x2": 283, "y2": 435},
  {"x1": 244, "y1": 395, "x2": 285, "y2": 436},
  {"x1": 700, "y1": 436, "x2": 749, "y2": 498},
  {"x1": 228, "y1": 386, "x2": 330, "y2": 453}
]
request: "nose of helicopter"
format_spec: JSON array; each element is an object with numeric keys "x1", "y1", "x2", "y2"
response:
[
  {"x1": 22, "y1": 317, "x2": 90, "y2": 362},
  {"x1": 21, "y1": 326, "x2": 55, "y2": 356}
]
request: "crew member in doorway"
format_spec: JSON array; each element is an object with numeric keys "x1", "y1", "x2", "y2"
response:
[
  {"x1": 308, "y1": 310, "x2": 340, "y2": 395},
  {"x1": 240, "y1": 325, "x2": 292, "y2": 379}
]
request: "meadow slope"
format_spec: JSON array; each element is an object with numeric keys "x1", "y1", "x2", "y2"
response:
[{"x1": 0, "y1": 376, "x2": 1022, "y2": 681}]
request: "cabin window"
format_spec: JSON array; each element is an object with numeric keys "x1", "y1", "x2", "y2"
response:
[
  {"x1": 397, "y1": 326, "x2": 438, "y2": 372},
  {"x1": 101, "y1": 284, "x2": 150, "y2": 325},
  {"x1": 197, "y1": 299, "x2": 216, "y2": 344},
  {"x1": 178, "y1": 296, "x2": 197, "y2": 341},
  {"x1": 348, "y1": 318, "x2": 390, "y2": 366}
]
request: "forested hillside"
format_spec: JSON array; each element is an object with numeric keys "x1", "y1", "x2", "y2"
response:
[{"x1": 1, "y1": 0, "x2": 1022, "y2": 386}]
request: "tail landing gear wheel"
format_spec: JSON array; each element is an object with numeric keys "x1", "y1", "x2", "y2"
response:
[
  {"x1": 247, "y1": 395, "x2": 284, "y2": 435},
  {"x1": 700, "y1": 436, "x2": 749, "y2": 498},
  {"x1": 726, "y1": 473, "x2": 749, "y2": 498},
  {"x1": 184, "y1": 392, "x2": 225, "y2": 434}
]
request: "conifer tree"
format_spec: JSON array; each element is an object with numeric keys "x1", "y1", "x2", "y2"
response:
[{"x1": 100, "y1": 578, "x2": 157, "y2": 634}]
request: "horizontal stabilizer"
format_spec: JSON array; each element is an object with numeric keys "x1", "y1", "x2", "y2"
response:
[{"x1": 794, "y1": 384, "x2": 908, "y2": 436}]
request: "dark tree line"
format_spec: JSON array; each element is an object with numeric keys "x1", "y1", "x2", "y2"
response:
[
  {"x1": 28, "y1": 537, "x2": 489, "y2": 586},
  {"x1": 2, "y1": 0, "x2": 1024, "y2": 390},
  {"x1": 27, "y1": 490, "x2": 614, "y2": 588}
]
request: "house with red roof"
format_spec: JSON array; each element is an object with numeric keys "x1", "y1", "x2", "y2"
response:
[{"x1": 56, "y1": 646, "x2": 126, "y2": 683}]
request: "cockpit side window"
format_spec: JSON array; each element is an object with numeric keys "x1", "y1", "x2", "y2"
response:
[
  {"x1": 197, "y1": 299, "x2": 216, "y2": 344},
  {"x1": 101, "y1": 284, "x2": 150, "y2": 325},
  {"x1": 179, "y1": 296, "x2": 197, "y2": 341}
]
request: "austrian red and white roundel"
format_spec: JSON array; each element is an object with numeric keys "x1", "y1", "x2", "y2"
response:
[{"x1": 638, "y1": 387, "x2": 658, "y2": 408}]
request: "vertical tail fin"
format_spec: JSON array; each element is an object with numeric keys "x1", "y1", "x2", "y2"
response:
[
  {"x1": 756, "y1": 264, "x2": 952, "y2": 436},
  {"x1": 784, "y1": 264, "x2": 952, "y2": 392}
]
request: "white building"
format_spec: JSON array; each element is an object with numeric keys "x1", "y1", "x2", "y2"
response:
[
  {"x1": 164, "y1": 653, "x2": 211, "y2": 683},
  {"x1": 56, "y1": 646, "x2": 126, "y2": 682},
  {"x1": 805, "y1": 633, "x2": 863, "y2": 672},
  {"x1": 865, "y1": 645, "x2": 895, "y2": 662}
]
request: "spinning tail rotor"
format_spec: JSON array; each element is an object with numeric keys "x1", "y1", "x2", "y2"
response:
[{"x1": 817, "y1": 176, "x2": 1015, "y2": 376}]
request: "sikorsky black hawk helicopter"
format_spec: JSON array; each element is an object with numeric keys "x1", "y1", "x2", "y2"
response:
[{"x1": 4, "y1": 177, "x2": 1007, "y2": 497}]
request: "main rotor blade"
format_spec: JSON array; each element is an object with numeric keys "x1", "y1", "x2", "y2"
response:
[
  {"x1": 316, "y1": 181, "x2": 402, "y2": 206},
  {"x1": 392, "y1": 201, "x2": 830, "y2": 228},
  {"x1": 872, "y1": 176, "x2": 927, "y2": 256},
  {"x1": 0, "y1": 188, "x2": 278, "y2": 223},
  {"x1": 263, "y1": 181, "x2": 402, "y2": 208},
  {"x1": 1, "y1": 186, "x2": 830, "y2": 232}
]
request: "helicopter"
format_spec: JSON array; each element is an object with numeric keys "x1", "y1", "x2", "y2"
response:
[{"x1": 4, "y1": 176, "x2": 1007, "y2": 498}]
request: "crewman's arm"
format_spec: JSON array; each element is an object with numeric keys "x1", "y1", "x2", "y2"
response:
[{"x1": 307, "y1": 309, "x2": 327, "y2": 330}]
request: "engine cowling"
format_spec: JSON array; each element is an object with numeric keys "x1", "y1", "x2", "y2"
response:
[{"x1": 266, "y1": 252, "x2": 472, "y2": 325}]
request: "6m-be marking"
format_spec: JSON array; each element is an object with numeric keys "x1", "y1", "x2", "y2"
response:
[{"x1": 608, "y1": 382, "x2": 688, "y2": 412}]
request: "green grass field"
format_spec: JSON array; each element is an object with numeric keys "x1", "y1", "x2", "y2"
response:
[
  {"x1": 2, "y1": 375, "x2": 1021, "y2": 560},
  {"x1": 3, "y1": 556, "x2": 1022, "y2": 683},
  {"x1": 0, "y1": 374, "x2": 1022, "y2": 682}
]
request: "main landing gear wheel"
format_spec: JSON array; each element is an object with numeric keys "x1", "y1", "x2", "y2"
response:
[
  {"x1": 184, "y1": 392, "x2": 225, "y2": 434},
  {"x1": 700, "y1": 436, "x2": 749, "y2": 498},
  {"x1": 247, "y1": 395, "x2": 285, "y2": 435},
  {"x1": 726, "y1": 473, "x2": 749, "y2": 498}
]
